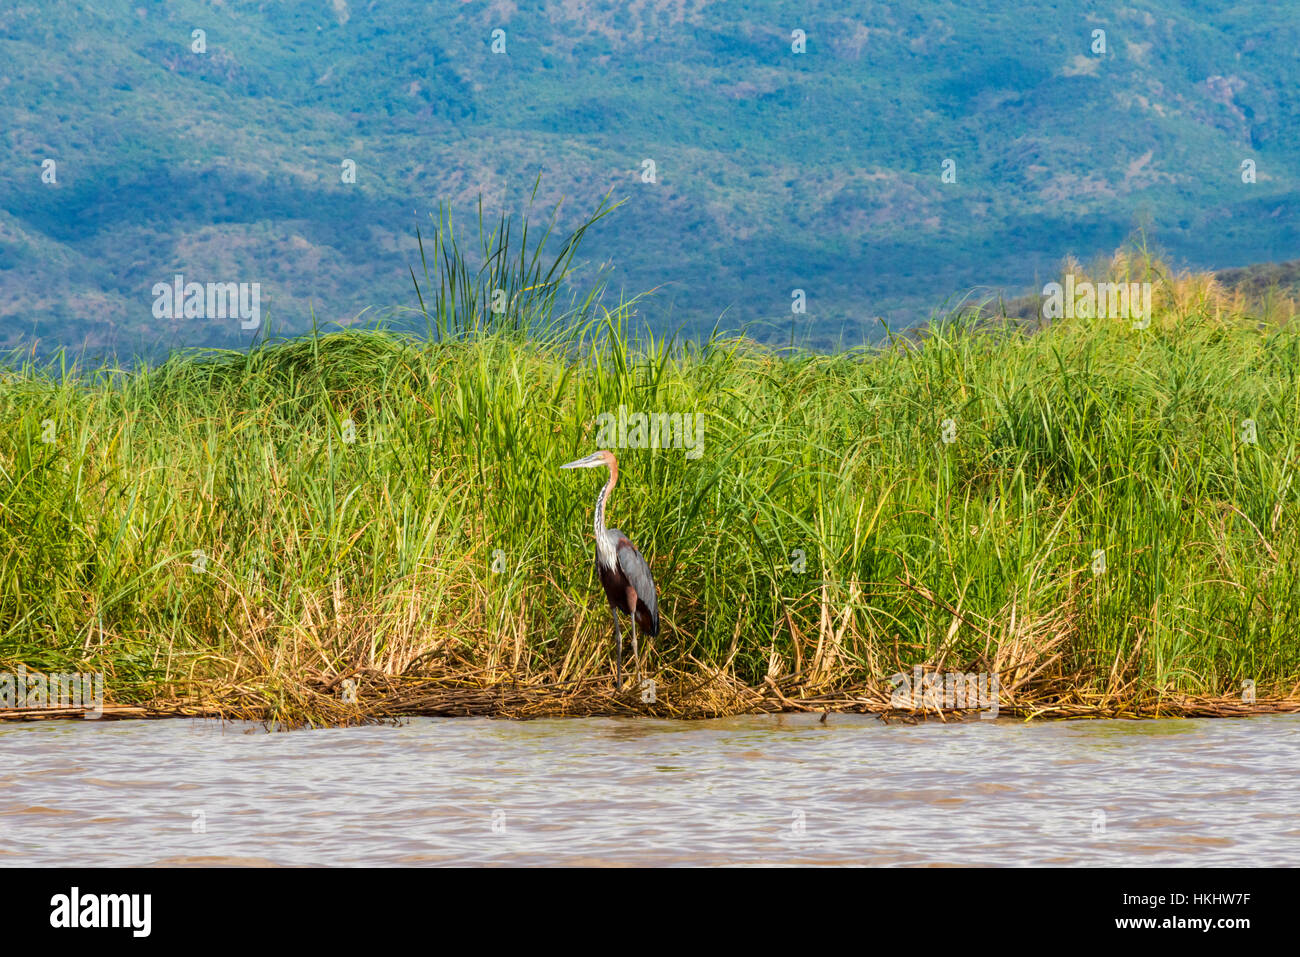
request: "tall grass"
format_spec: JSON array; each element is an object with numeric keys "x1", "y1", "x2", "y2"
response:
[{"x1": 2, "y1": 206, "x2": 1299, "y2": 722}]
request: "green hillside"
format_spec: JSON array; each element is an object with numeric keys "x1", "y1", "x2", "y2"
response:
[{"x1": 1, "y1": 0, "x2": 1298, "y2": 357}]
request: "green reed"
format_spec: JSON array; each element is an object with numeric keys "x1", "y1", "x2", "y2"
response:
[{"x1": 2, "y1": 202, "x2": 1298, "y2": 717}]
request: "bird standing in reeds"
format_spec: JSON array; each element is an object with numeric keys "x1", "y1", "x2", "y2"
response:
[{"x1": 560, "y1": 450, "x2": 659, "y2": 692}]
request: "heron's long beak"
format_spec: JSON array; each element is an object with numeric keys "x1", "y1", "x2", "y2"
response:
[{"x1": 560, "y1": 453, "x2": 604, "y2": 470}]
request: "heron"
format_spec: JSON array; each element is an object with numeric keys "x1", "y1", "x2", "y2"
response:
[{"x1": 560, "y1": 450, "x2": 659, "y2": 692}]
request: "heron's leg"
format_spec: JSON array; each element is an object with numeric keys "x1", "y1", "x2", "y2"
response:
[
  {"x1": 631, "y1": 619, "x2": 641, "y2": 690},
  {"x1": 611, "y1": 606, "x2": 623, "y2": 692}
]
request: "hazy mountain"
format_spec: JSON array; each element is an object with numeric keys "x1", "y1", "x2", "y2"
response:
[{"x1": 2, "y1": 0, "x2": 1297, "y2": 358}]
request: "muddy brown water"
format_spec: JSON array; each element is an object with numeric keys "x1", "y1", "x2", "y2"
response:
[{"x1": 1, "y1": 714, "x2": 1297, "y2": 865}]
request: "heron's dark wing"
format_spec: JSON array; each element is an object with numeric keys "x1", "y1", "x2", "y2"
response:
[{"x1": 614, "y1": 535, "x2": 659, "y2": 637}]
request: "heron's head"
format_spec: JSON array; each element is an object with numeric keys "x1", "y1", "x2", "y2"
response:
[{"x1": 560, "y1": 450, "x2": 616, "y2": 471}]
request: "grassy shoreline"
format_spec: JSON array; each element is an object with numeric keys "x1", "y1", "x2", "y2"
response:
[{"x1": 4, "y1": 208, "x2": 1300, "y2": 726}]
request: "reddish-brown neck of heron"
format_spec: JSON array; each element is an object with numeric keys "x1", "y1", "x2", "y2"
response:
[{"x1": 594, "y1": 453, "x2": 618, "y2": 536}]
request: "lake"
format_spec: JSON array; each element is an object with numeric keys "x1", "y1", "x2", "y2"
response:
[{"x1": 2, "y1": 714, "x2": 1296, "y2": 866}]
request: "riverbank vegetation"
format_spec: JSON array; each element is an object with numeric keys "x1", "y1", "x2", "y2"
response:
[{"x1": 3, "y1": 203, "x2": 1300, "y2": 726}]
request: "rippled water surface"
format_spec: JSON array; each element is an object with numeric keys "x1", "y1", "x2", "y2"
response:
[{"x1": 2, "y1": 714, "x2": 1298, "y2": 865}]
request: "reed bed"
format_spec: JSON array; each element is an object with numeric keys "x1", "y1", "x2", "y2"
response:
[{"x1": 3, "y1": 201, "x2": 1300, "y2": 727}]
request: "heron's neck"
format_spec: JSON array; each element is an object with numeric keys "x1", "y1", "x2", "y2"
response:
[{"x1": 594, "y1": 465, "x2": 617, "y2": 537}]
